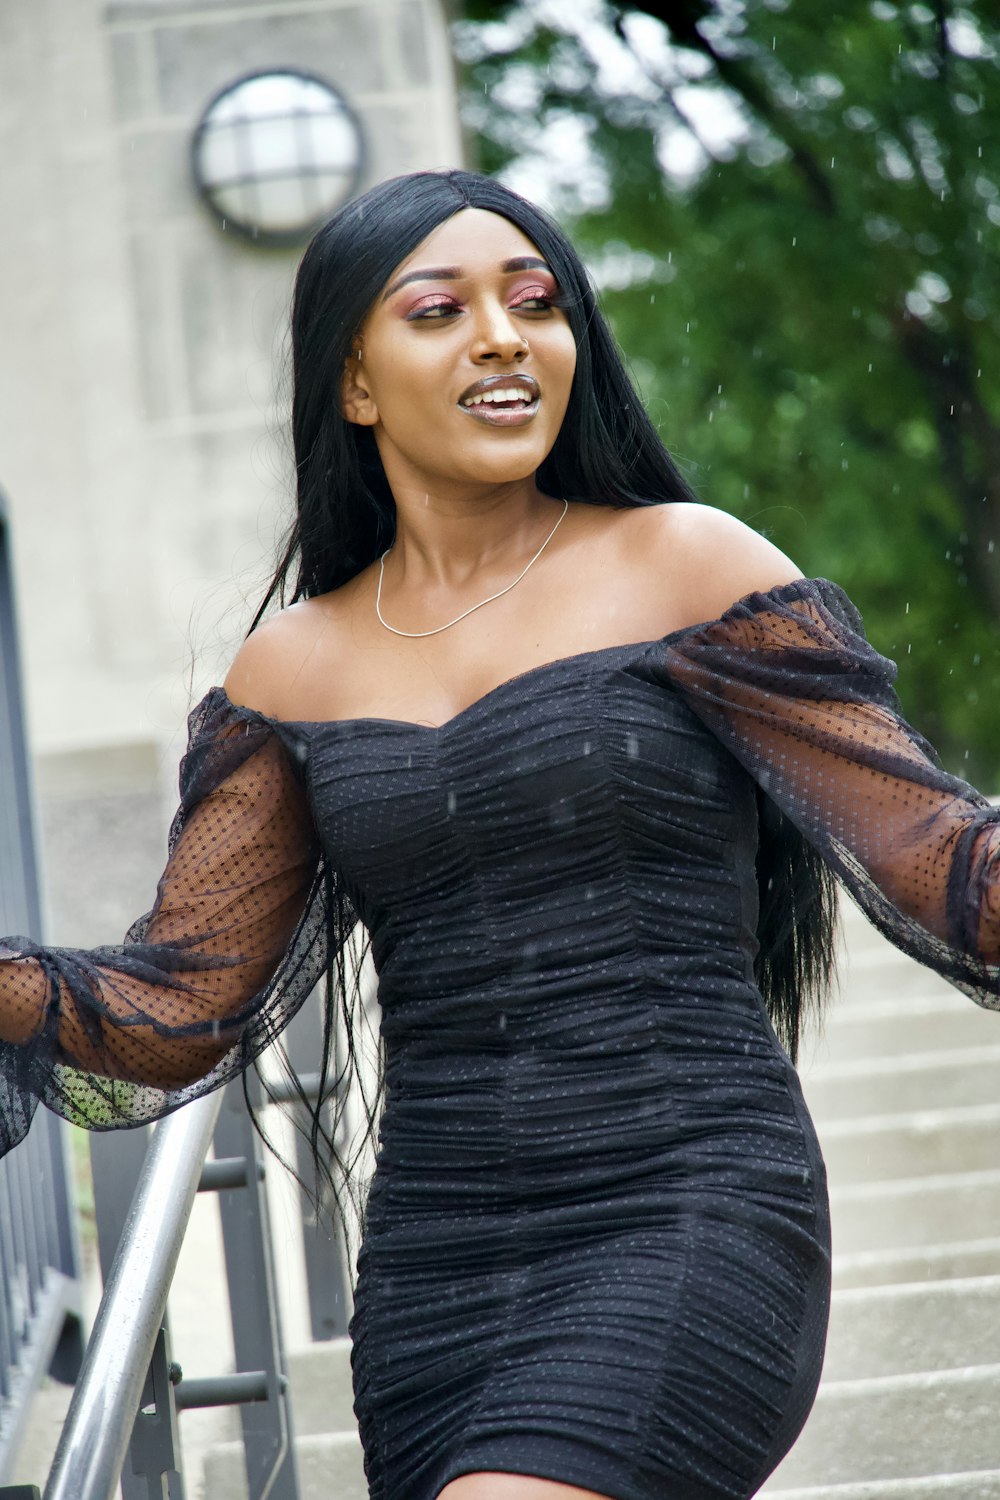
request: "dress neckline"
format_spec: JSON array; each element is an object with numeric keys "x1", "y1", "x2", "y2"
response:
[
  {"x1": 220, "y1": 635, "x2": 656, "y2": 737},
  {"x1": 214, "y1": 575, "x2": 826, "y2": 737}
]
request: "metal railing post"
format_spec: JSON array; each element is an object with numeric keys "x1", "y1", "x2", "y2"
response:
[
  {"x1": 0, "y1": 491, "x2": 83, "y2": 1477},
  {"x1": 89, "y1": 1127, "x2": 181, "y2": 1498},
  {"x1": 281, "y1": 999, "x2": 352, "y2": 1340},
  {"x1": 208, "y1": 1077, "x2": 300, "y2": 1500},
  {"x1": 44, "y1": 1093, "x2": 222, "y2": 1500}
]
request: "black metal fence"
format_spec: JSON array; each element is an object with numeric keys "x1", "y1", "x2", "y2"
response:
[{"x1": 0, "y1": 491, "x2": 84, "y2": 1479}]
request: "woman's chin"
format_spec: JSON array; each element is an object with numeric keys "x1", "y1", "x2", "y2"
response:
[{"x1": 385, "y1": 451, "x2": 548, "y2": 496}]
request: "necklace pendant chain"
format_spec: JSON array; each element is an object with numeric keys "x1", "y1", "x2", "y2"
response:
[{"x1": 376, "y1": 499, "x2": 569, "y2": 639}]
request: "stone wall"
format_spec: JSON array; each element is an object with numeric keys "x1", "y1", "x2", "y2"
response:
[
  {"x1": 0, "y1": 0, "x2": 463, "y2": 943},
  {"x1": 1, "y1": 0, "x2": 462, "y2": 760}
]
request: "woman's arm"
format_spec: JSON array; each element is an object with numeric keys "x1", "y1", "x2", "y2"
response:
[
  {"x1": 0, "y1": 686, "x2": 341, "y2": 1155},
  {"x1": 656, "y1": 575, "x2": 1000, "y2": 1001},
  {"x1": 1, "y1": 721, "x2": 318, "y2": 1086}
]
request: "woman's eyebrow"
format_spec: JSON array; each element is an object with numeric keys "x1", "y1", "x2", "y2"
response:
[{"x1": 382, "y1": 256, "x2": 551, "y2": 301}]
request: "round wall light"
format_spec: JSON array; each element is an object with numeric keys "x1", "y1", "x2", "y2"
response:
[{"x1": 191, "y1": 69, "x2": 365, "y2": 246}]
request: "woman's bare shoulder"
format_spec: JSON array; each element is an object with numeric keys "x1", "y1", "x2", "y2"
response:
[
  {"x1": 224, "y1": 587, "x2": 361, "y2": 718},
  {"x1": 619, "y1": 501, "x2": 803, "y2": 626}
]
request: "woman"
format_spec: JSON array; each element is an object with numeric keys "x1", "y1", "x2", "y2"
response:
[{"x1": 1, "y1": 169, "x2": 998, "y2": 1500}]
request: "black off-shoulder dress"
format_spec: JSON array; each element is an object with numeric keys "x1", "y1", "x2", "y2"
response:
[{"x1": 2, "y1": 579, "x2": 999, "y2": 1499}]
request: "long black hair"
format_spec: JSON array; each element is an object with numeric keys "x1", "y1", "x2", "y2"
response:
[{"x1": 253, "y1": 169, "x2": 835, "y2": 1215}]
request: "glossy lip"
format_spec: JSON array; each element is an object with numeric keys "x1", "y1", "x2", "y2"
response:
[{"x1": 457, "y1": 372, "x2": 540, "y2": 427}]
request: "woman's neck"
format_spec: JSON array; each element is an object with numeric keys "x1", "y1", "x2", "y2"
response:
[{"x1": 386, "y1": 479, "x2": 561, "y2": 589}]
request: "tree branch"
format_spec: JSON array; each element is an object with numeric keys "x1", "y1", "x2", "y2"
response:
[
  {"x1": 891, "y1": 308, "x2": 1000, "y2": 616},
  {"x1": 625, "y1": 0, "x2": 837, "y2": 214}
]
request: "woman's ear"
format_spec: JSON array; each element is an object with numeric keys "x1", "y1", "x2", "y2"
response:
[{"x1": 340, "y1": 344, "x2": 378, "y2": 426}]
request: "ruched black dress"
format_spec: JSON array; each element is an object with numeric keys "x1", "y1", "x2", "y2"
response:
[{"x1": 2, "y1": 579, "x2": 999, "y2": 1500}]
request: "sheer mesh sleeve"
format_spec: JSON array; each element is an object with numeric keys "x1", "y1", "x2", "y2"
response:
[
  {"x1": 656, "y1": 577, "x2": 1000, "y2": 1008},
  {"x1": 0, "y1": 688, "x2": 349, "y2": 1156}
]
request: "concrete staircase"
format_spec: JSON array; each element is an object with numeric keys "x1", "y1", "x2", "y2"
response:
[
  {"x1": 203, "y1": 902, "x2": 1000, "y2": 1498},
  {"x1": 761, "y1": 901, "x2": 1000, "y2": 1497}
]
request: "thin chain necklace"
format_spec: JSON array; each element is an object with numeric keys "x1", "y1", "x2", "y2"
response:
[{"x1": 376, "y1": 498, "x2": 569, "y2": 639}]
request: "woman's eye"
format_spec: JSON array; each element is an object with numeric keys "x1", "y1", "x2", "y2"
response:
[
  {"x1": 406, "y1": 300, "x2": 461, "y2": 321},
  {"x1": 511, "y1": 291, "x2": 555, "y2": 312}
]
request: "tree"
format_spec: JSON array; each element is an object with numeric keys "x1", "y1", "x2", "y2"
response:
[{"x1": 456, "y1": 0, "x2": 1000, "y2": 784}]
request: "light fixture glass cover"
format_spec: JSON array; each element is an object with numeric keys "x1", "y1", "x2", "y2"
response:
[{"x1": 192, "y1": 70, "x2": 365, "y2": 245}]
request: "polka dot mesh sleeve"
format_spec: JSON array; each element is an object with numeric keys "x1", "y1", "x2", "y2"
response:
[
  {"x1": 0, "y1": 688, "x2": 343, "y2": 1157},
  {"x1": 658, "y1": 577, "x2": 1000, "y2": 1008}
]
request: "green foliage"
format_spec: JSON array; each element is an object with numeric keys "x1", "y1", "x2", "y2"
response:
[{"x1": 456, "y1": 0, "x2": 1000, "y2": 786}]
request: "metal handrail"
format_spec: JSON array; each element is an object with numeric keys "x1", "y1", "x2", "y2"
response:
[
  {"x1": 0, "y1": 491, "x2": 85, "y2": 1475},
  {"x1": 44, "y1": 1092, "x2": 223, "y2": 1500}
]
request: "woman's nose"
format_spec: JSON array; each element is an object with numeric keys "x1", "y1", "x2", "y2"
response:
[{"x1": 470, "y1": 302, "x2": 528, "y2": 363}]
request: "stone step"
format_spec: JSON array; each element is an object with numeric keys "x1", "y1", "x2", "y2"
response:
[
  {"x1": 830, "y1": 1168, "x2": 1000, "y2": 1256},
  {"x1": 801, "y1": 1045, "x2": 1000, "y2": 1119},
  {"x1": 761, "y1": 1363, "x2": 1000, "y2": 1490},
  {"x1": 835, "y1": 932, "x2": 930, "y2": 975},
  {"x1": 832, "y1": 1235, "x2": 1000, "y2": 1289},
  {"x1": 818, "y1": 1102, "x2": 1000, "y2": 1182},
  {"x1": 803, "y1": 990, "x2": 999, "y2": 1065},
  {"x1": 831, "y1": 963, "x2": 957, "y2": 1009},
  {"x1": 286, "y1": 1339, "x2": 356, "y2": 1437},
  {"x1": 762, "y1": 1468, "x2": 1000, "y2": 1498},
  {"x1": 832, "y1": 939, "x2": 975, "y2": 1002},
  {"x1": 203, "y1": 1430, "x2": 366, "y2": 1500},
  {"x1": 822, "y1": 1275, "x2": 1000, "y2": 1381}
]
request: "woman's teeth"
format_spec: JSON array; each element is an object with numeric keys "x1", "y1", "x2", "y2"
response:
[{"x1": 462, "y1": 388, "x2": 534, "y2": 407}]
